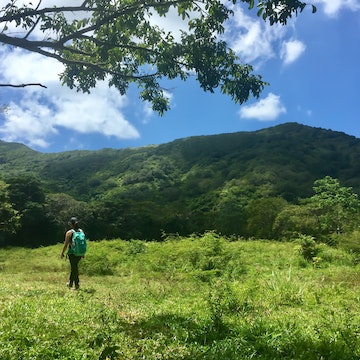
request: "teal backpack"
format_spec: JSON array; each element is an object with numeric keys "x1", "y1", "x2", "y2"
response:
[{"x1": 70, "y1": 229, "x2": 87, "y2": 256}]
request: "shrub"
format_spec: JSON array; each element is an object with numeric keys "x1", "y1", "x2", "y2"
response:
[
  {"x1": 207, "y1": 279, "x2": 237, "y2": 330},
  {"x1": 297, "y1": 234, "x2": 320, "y2": 261},
  {"x1": 125, "y1": 239, "x2": 146, "y2": 255},
  {"x1": 337, "y1": 230, "x2": 360, "y2": 253},
  {"x1": 81, "y1": 252, "x2": 115, "y2": 276}
]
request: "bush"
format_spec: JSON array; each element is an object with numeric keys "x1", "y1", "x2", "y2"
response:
[
  {"x1": 125, "y1": 239, "x2": 146, "y2": 255},
  {"x1": 207, "y1": 279, "x2": 238, "y2": 330},
  {"x1": 297, "y1": 234, "x2": 320, "y2": 261},
  {"x1": 81, "y1": 252, "x2": 115, "y2": 276},
  {"x1": 337, "y1": 230, "x2": 360, "y2": 253}
]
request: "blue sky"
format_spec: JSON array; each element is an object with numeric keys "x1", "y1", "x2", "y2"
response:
[{"x1": 0, "y1": 0, "x2": 360, "y2": 153}]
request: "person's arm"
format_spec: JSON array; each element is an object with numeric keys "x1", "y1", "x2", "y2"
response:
[{"x1": 61, "y1": 230, "x2": 72, "y2": 258}]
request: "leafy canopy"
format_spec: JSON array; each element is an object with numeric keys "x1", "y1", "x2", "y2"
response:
[
  {"x1": 0, "y1": 0, "x2": 315, "y2": 113},
  {"x1": 307, "y1": 176, "x2": 360, "y2": 234},
  {"x1": 0, "y1": 180, "x2": 20, "y2": 236}
]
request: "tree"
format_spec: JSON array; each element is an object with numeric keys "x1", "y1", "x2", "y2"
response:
[
  {"x1": 6, "y1": 174, "x2": 46, "y2": 209},
  {"x1": 5, "y1": 174, "x2": 53, "y2": 246},
  {"x1": 273, "y1": 203, "x2": 320, "y2": 239},
  {"x1": 0, "y1": 0, "x2": 315, "y2": 113},
  {"x1": 44, "y1": 193, "x2": 90, "y2": 240},
  {"x1": 306, "y1": 176, "x2": 360, "y2": 235},
  {"x1": 0, "y1": 180, "x2": 20, "y2": 245},
  {"x1": 245, "y1": 197, "x2": 287, "y2": 239}
]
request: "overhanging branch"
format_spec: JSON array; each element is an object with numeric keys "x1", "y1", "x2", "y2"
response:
[
  {"x1": 0, "y1": 5, "x2": 95, "y2": 23},
  {"x1": 0, "y1": 83, "x2": 47, "y2": 88}
]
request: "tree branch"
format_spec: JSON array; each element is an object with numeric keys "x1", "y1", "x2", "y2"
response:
[
  {"x1": 0, "y1": 5, "x2": 95, "y2": 23},
  {"x1": 0, "y1": 83, "x2": 47, "y2": 88},
  {"x1": 23, "y1": 0, "x2": 42, "y2": 39},
  {"x1": 24, "y1": 16, "x2": 41, "y2": 40},
  {"x1": 57, "y1": 0, "x2": 193, "y2": 45},
  {"x1": 0, "y1": 31, "x2": 163, "y2": 81}
]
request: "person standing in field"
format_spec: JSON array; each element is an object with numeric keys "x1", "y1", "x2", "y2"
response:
[{"x1": 61, "y1": 217, "x2": 87, "y2": 290}]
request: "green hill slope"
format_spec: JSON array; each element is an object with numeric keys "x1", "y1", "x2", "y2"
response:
[
  {"x1": 1, "y1": 122, "x2": 360, "y2": 242},
  {"x1": 1, "y1": 122, "x2": 359, "y2": 199}
]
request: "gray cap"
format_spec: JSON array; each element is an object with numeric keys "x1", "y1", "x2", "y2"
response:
[{"x1": 69, "y1": 217, "x2": 79, "y2": 225}]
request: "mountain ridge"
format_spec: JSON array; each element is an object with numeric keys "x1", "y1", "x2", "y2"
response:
[
  {"x1": 2, "y1": 121, "x2": 360, "y2": 243},
  {"x1": 1, "y1": 122, "x2": 360, "y2": 200},
  {"x1": 1, "y1": 121, "x2": 358, "y2": 155}
]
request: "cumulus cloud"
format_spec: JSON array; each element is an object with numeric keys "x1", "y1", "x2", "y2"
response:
[
  {"x1": 314, "y1": 0, "x2": 360, "y2": 17},
  {"x1": 0, "y1": 99, "x2": 57, "y2": 148},
  {"x1": 0, "y1": 0, "x2": 185, "y2": 150},
  {"x1": 239, "y1": 93, "x2": 286, "y2": 121},
  {"x1": 0, "y1": 49, "x2": 140, "y2": 149},
  {"x1": 224, "y1": 6, "x2": 286, "y2": 66},
  {"x1": 280, "y1": 39, "x2": 306, "y2": 65},
  {"x1": 1, "y1": 48, "x2": 62, "y2": 84},
  {"x1": 224, "y1": 1, "x2": 360, "y2": 67}
]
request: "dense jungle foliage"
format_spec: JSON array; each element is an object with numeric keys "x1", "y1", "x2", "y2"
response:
[{"x1": 1, "y1": 122, "x2": 360, "y2": 247}]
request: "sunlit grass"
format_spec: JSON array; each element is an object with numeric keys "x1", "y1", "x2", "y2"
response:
[{"x1": 1, "y1": 234, "x2": 360, "y2": 359}]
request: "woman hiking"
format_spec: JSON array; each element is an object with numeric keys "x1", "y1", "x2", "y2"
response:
[{"x1": 61, "y1": 217, "x2": 87, "y2": 290}]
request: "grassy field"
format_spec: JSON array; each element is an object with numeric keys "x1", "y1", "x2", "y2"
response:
[{"x1": 1, "y1": 232, "x2": 360, "y2": 359}]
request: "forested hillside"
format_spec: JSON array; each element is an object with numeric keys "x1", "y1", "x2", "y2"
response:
[{"x1": 1, "y1": 122, "x2": 360, "y2": 246}]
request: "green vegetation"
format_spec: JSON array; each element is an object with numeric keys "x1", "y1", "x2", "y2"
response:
[
  {"x1": 1, "y1": 233, "x2": 360, "y2": 359},
  {"x1": 1, "y1": 1, "x2": 315, "y2": 113},
  {"x1": 1, "y1": 123, "x2": 360, "y2": 246}
]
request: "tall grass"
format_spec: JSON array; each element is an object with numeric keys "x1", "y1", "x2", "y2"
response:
[{"x1": 1, "y1": 233, "x2": 360, "y2": 359}]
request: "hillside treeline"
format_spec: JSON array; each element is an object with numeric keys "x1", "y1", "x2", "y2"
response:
[{"x1": 1, "y1": 122, "x2": 360, "y2": 247}]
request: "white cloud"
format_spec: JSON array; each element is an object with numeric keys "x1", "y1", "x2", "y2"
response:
[
  {"x1": 0, "y1": 99, "x2": 57, "y2": 148},
  {"x1": 1, "y1": 0, "x2": 87, "y2": 39},
  {"x1": 148, "y1": 6, "x2": 192, "y2": 42},
  {"x1": 141, "y1": 102, "x2": 154, "y2": 124},
  {"x1": 151, "y1": 2, "x2": 289, "y2": 68},
  {"x1": 224, "y1": 6, "x2": 286, "y2": 66},
  {"x1": 280, "y1": 39, "x2": 306, "y2": 65},
  {"x1": 314, "y1": 0, "x2": 360, "y2": 16},
  {"x1": 239, "y1": 93, "x2": 286, "y2": 121},
  {"x1": 52, "y1": 86, "x2": 139, "y2": 139},
  {"x1": 0, "y1": 47, "x2": 63, "y2": 84},
  {"x1": 0, "y1": 49, "x2": 140, "y2": 149}
]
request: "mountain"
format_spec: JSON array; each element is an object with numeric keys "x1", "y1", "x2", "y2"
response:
[
  {"x1": 1, "y1": 122, "x2": 360, "y2": 243},
  {"x1": 1, "y1": 122, "x2": 359, "y2": 199}
]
